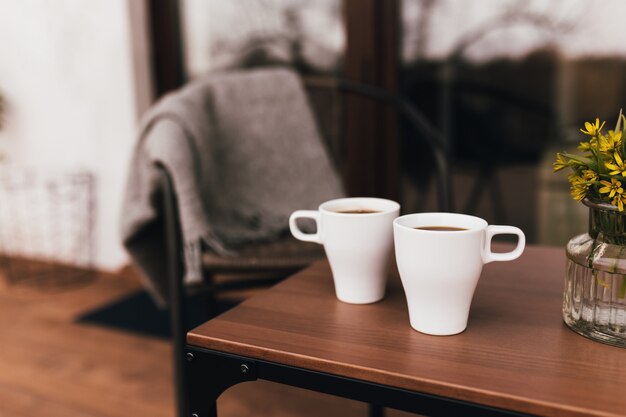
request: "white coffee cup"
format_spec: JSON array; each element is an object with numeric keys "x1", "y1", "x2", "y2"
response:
[
  {"x1": 393, "y1": 212, "x2": 525, "y2": 335},
  {"x1": 290, "y1": 197, "x2": 400, "y2": 304}
]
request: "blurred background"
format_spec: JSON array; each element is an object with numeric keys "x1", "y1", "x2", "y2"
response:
[
  {"x1": 0, "y1": 1, "x2": 625, "y2": 416},
  {"x1": 2, "y1": 0, "x2": 626, "y2": 272}
]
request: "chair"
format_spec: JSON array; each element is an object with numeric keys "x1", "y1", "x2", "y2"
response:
[{"x1": 152, "y1": 70, "x2": 451, "y2": 417}]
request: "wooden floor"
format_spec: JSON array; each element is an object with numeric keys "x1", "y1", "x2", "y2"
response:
[{"x1": 0, "y1": 264, "x2": 413, "y2": 417}]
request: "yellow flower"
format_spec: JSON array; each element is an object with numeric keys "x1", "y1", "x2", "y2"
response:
[
  {"x1": 553, "y1": 153, "x2": 568, "y2": 172},
  {"x1": 582, "y1": 169, "x2": 598, "y2": 182},
  {"x1": 568, "y1": 173, "x2": 582, "y2": 183},
  {"x1": 578, "y1": 141, "x2": 594, "y2": 152},
  {"x1": 568, "y1": 175, "x2": 589, "y2": 201},
  {"x1": 613, "y1": 194, "x2": 626, "y2": 211},
  {"x1": 599, "y1": 178, "x2": 624, "y2": 198},
  {"x1": 580, "y1": 118, "x2": 606, "y2": 136},
  {"x1": 553, "y1": 112, "x2": 626, "y2": 207},
  {"x1": 605, "y1": 152, "x2": 626, "y2": 176},
  {"x1": 570, "y1": 182, "x2": 589, "y2": 201},
  {"x1": 598, "y1": 130, "x2": 622, "y2": 152}
]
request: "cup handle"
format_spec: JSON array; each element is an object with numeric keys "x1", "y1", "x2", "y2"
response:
[
  {"x1": 289, "y1": 210, "x2": 323, "y2": 244},
  {"x1": 483, "y1": 225, "x2": 525, "y2": 264}
]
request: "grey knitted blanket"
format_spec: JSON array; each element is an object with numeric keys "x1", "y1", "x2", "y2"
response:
[{"x1": 120, "y1": 68, "x2": 344, "y2": 305}]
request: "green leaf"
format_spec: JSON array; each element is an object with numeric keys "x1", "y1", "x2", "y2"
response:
[
  {"x1": 560, "y1": 152, "x2": 598, "y2": 170},
  {"x1": 613, "y1": 109, "x2": 626, "y2": 158},
  {"x1": 591, "y1": 147, "x2": 607, "y2": 174}
]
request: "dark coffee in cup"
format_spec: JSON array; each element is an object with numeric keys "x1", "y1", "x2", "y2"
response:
[
  {"x1": 415, "y1": 226, "x2": 468, "y2": 231},
  {"x1": 335, "y1": 209, "x2": 381, "y2": 214}
]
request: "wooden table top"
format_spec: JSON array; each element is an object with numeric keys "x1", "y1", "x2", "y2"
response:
[{"x1": 188, "y1": 245, "x2": 626, "y2": 417}]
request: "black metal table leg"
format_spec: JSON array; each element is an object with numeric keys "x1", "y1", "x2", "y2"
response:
[
  {"x1": 185, "y1": 349, "x2": 258, "y2": 417},
  {"x1": 369, "y1": 404, "x2": 385, "y2": 417}
]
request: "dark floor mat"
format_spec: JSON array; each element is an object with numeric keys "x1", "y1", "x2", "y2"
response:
[{"x1": 77, "y1": 290, "x2": 237, "y2": 339}]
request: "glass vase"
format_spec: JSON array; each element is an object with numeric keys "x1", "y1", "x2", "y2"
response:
[{"x1": 564, "y1": 198, "x2": 626, "y2": 347}]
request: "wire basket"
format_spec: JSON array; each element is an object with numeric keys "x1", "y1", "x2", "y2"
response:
[{"x1": 0, "y1": 167, "x2": 95, "y2": 291}]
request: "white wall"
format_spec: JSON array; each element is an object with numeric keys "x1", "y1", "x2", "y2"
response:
[{"x1": 0, "y1": 0, "x2": 137, "y2": 270}]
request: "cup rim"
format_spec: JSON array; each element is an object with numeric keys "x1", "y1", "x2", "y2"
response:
[
  {"x1": 393, "y1": 212, "x2": 488, "y2": 232},
  {"x1": 320, "y1": 197, "x2": 400, "y2": 216}
]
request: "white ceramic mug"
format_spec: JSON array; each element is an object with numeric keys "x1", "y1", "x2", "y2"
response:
[
  {"x1": 290, "y1": 197, "x2": 400, "y2": 304},
  {"x1": 393, "y1": 212, "x2": 525, "y2": 335}
]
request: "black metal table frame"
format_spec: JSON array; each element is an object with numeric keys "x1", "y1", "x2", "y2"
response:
[{"x1": 184, "y1": 345, "x2": 535, "y2": 417}]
